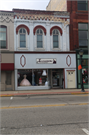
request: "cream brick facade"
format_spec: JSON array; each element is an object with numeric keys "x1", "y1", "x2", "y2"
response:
[
  {"x1": 46, "y1": 0, "x2": 67, "y2": 11},
  {"x1": 0, "y1": 11, "x2": 14, "y2": 51},
  {"x1": 0, "y1": 11, "x2": 15, "y2": 91}
]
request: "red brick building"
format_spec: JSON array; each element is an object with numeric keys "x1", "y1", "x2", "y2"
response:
[
  {"x1": 67, "y1": 1, "x2": 88, "y2": 89},
  {"x1": 67, "y1": 1, "x2": 88, "y2": 50}
]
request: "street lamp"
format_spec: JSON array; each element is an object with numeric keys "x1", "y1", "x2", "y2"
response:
[{"x1": 79, "y1": 49, "x2": 85, "y2": 92}]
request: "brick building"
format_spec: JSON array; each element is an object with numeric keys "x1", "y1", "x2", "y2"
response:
[
  {"x1": 67, "y1": 1, "x2": 88, "y2": 89},
  {"x1": 46, "y1": 0, "x2": 66, "y2": 11}
]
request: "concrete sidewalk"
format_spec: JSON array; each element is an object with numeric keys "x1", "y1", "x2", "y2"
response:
[{"x1": 0, "y1": 89, "x2": 89, "y2": 97}]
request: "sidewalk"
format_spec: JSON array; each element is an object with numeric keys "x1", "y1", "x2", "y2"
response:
[{"x1": 0, "y1": 89, "x2": 89, "y2": 97}]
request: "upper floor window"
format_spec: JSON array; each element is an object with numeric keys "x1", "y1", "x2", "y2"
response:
[
  {"x1": 53, "y1": 29, "x2": 59, "y2": 48},
  {"x1": 36, "y1": 29, "x2": 43, "y2": 48},
  {"x1": 77, "y1": 0, "x2": 88, "y2": 11},
  {"x1": 78, "y1": 23, "x2": 88, "y2": 48},
  {"x1": 19, "y1": 28, "x2": 26, "y2": 48},
  {"x1": 0, "y1": 26, "x2": 7, "y2": 49}
]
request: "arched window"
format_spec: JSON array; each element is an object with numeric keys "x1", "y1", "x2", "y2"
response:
[
  {"x1": 36, "y1": 29, "x2": 43, "y2": 48},
  {"x1": 19, "y1": 28, "x2": 26, "y2": 48},
  {"x1": 0, "y1": 26, "x2": 7, "y2": 49},
  {"x1": 53, "y1": 29, "x2": 59, "y2": 48}
]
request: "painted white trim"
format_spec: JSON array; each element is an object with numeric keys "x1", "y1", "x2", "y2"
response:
[
  {"x1": 14, "y1": 18, "x2": 70, "y2": 51},
  {"x1": 52, "y1": 29, "x2": 60, "y2": 50},
  {"x1": 66, "y1": 25, "x2": 70, "y2": 51},
  {"x1": 18, "y1": 28, "x2": 28, "y2": 49},
  {"x1": 35, "y1": 28, "x2": 44, "y2": 50},
  {"x1": 17, "y1": 48, "x2": 29, "y2": 50}
]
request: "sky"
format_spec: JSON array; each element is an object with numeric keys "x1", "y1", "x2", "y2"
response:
[{"x1": 0, "y1": 0, "x2": 50, "y2": 11}]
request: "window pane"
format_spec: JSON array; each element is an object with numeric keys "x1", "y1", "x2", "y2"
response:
[
  {"x1": 78, "y1": 1, "x2": 87, "y2": 3},
  {"x1": 53, "y1": 35, "x2": 58, "y2": 41},
  {"x1": 78, "y1": 3, "x2": 87, "y2": 10},
  {"x1": 19, "y1": 29, "x2": 22, "y2": 33},
  {"x1": 37, "y1": 42, "x2": 42, "y2": 48},
  {"x1": 53, "y1": 42, "x2": 58, "y2": 48},
  {"x1": 23, "y1": 29, "x2": 26, "y2": 33},
  {"x1": 79, "y1": 31, "x2": 87, "y2": 39},
  {"x1": 79, "y1": 40, "x2": 88, "y2": 46},
  {"x1": 40, "y1": 30, "x2": 42, "y2": 34},
  {"x1": 37, "y1": 29, "x2": 39, "y2": 34},
  {"x1": 0, "y1": 32, "x2": 6, "y2": 40},
  {"x1": 37, "y1": 35, "x2": 42, "y2": 41},
  {"x1": 20, "y1": 34, "x2": 25, "y2": 41},
  {"x1": 0, "y1": 41, "x2": 6, "y2": 48},
  {"x1": 6, "y1": 72, "x2": 11, "y2": 85},
  {"x1": 20, "y1": 42, "x2": 26, "y2": 47},
  {"x1": 53, "y1": 30, "x2": 55, "y2": 34},
  {"x1": 0, "y1": 28, "x2": 6, "y2": 32},
  {"x1": 55, "y1": 30, "x2": 58, "y2": 34},
  {"x1": 78, "y1": 24, "x2": 87, "y2": 30}
]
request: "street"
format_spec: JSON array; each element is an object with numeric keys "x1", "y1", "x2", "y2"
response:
[{"x1": 0, "y1": 94, "x2": 89, "y2": 134}]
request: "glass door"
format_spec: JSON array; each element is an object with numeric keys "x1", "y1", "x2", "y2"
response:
[
  {"x1": 6, "y1": 71, "x2": 12, "y2": 90},
  {"x1": 52, "y1": 71, "x2": 60, "y2": 88}
]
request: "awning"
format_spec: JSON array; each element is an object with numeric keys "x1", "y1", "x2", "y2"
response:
[{"x1": 1, "y1": 63, "x2": 14, "y2": 70}]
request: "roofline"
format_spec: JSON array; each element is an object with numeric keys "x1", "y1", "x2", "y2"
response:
[
  {"x1": 0, "y1": 10, "x2": 14, "y2": 13},
  {"x1": 13, "y1": 8, "x2": 69, "y2": 14}
]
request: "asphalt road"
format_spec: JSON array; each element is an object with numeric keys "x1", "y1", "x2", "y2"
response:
[{"x1": 0, "y1": 94, "x2": 89, "y2": 134}]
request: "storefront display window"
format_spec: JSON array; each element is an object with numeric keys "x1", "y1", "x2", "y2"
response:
[
  {"x1": 82, "y1": 68, "x2": 88, "y2": 84},
  {"x1": 17, "y1": 69, "x2": 48, "y2": 87},
  {"x1": 76, "y1": 50, "x2": 88, "y2": 89}
]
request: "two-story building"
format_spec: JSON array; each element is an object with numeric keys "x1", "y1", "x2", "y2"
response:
[
  {"x1": 13, "y1": 9, "x2": 76, "y2": 91},
  {"x1": 0, "y1": 11, "x2": 15, "y2": 91}
]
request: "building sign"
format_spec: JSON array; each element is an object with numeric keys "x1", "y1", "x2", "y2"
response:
[{"x1": 36, "y1": 59, "x2": 56, "y2": 64}]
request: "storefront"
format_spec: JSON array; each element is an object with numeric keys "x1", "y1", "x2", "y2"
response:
[
  {"x1": 15, "y1": 52, "x2": 76, "y2": 90},
  {"x1": 1, "y1": 53, "x2": 15, "y2": 91},
  {"x1": 76, "y1": 49, "x2": 88, "y2": 89}
]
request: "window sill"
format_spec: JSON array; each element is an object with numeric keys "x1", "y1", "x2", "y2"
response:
[
  {"x1": 52, "y1": 48, "x2": 60, "y2": 51},
  {"x1": 35, "y1": 48, "x2": 45, "y2": 51},
  {"x1": 18, "y1": 47, "x2": 28, "y2": 50},
  {"x1": 0, "y1": 48, "x2": 9, "y2": 51}
]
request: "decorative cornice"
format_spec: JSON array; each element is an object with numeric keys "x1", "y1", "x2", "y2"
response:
[
  {"x1": 14, "y1": 13, "x2": 70, "y2": 25},
  {"x1": 0, "y1": 15, "x2": 14, "y2": 23}
]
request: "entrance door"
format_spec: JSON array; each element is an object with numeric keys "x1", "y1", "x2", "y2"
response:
[
  {"x1": 52, "y1": 71, "x2": 60, "y2": 88},
  {"x1": 6, "y1": 71, "x2": 12, "y2": 90},
  {"x1": 67, "y1": 71, "x2": 76, "y2": 88}
]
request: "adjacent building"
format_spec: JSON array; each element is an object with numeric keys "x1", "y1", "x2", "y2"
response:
[
  {"x1": 46, "y1": 0, "x2": 67, "y2": 11},
  {"x1": 67, "y1": 1, "x2": 88, "y2": 89},
  {"x1": 0, "y1": 11, "x2": 15, "y2": 90}
]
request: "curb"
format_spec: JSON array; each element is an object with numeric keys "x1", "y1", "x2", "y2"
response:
[{"x1": 0, "y1": 92, "x2": 89, "y2": 97}]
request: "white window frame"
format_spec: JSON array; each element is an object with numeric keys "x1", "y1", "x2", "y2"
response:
[
  {"x1": 0, "y1": 26, "x2": 7, "y2": 49},
  {"x1": 52, "y1": 29, "x2": 60, "y2": 50},
  {"x1": 18, "y1": 28, "x2": 28, "y2": 50},
  {"x1": 35, "y1": 28, "x2": 45, "y2": 51}
]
